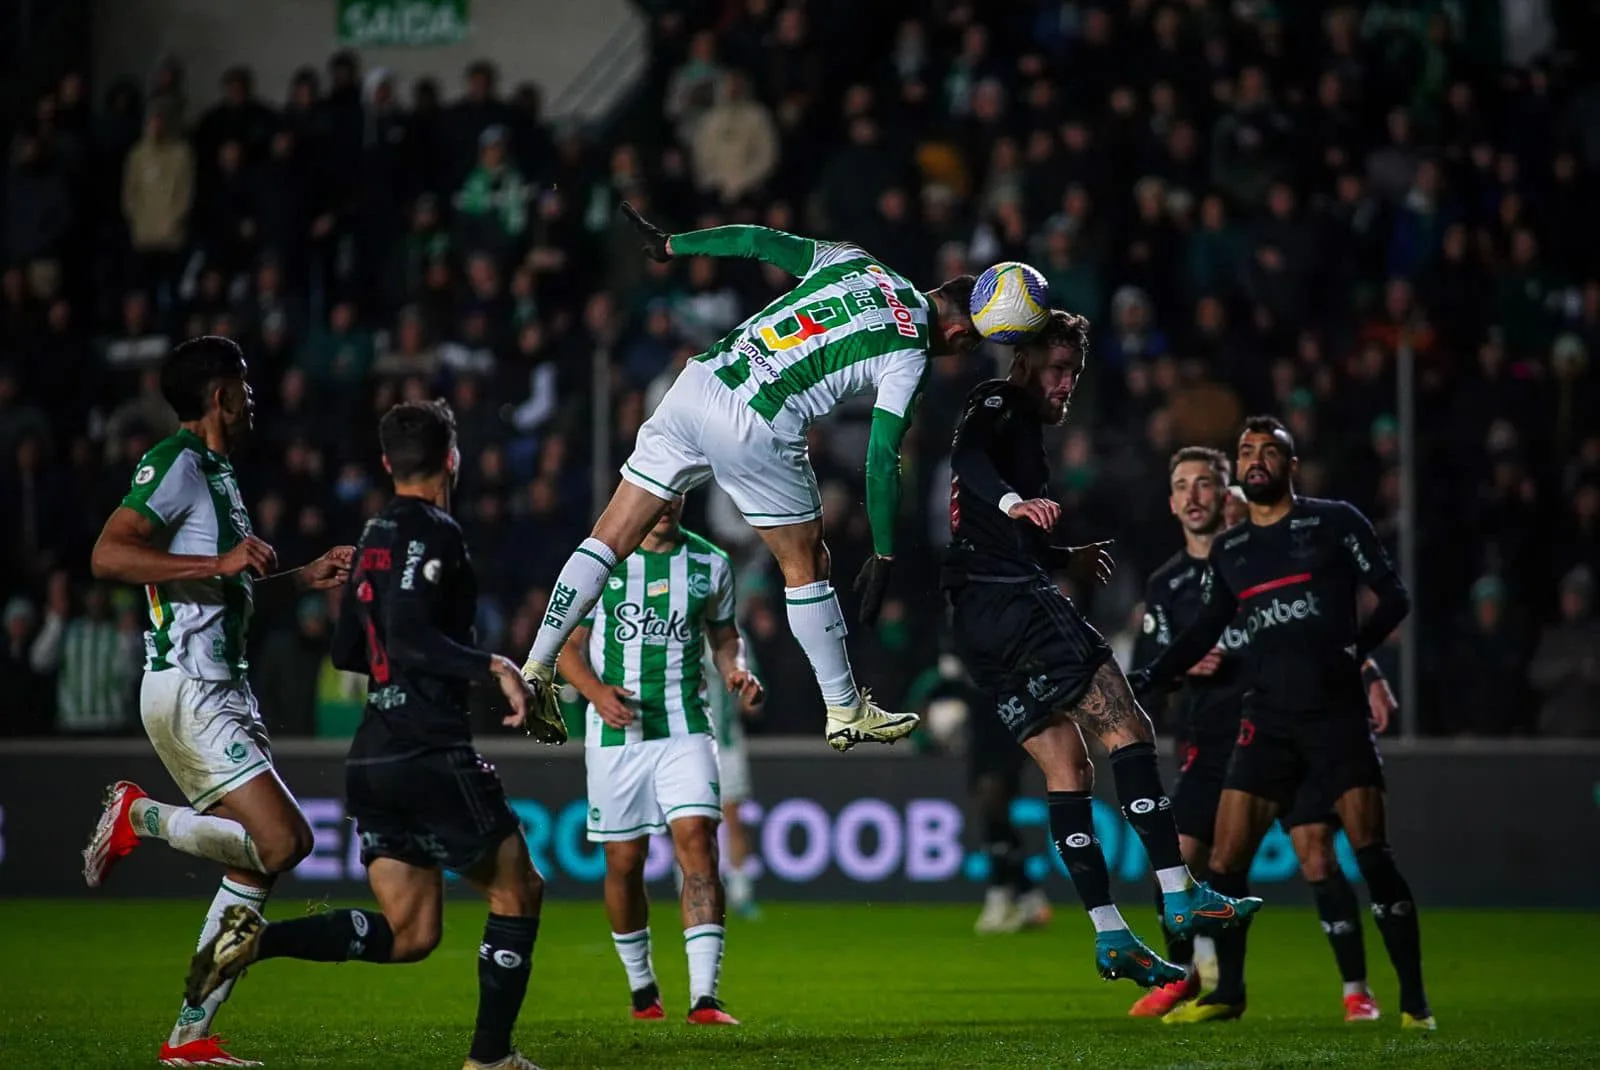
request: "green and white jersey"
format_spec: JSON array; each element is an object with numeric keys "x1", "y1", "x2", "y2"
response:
[
  {"x1": 120, "y1": 429, "x2": 255, "y2": 681},
  {"x1": 581, "y1": 530, "x2": 736, "y2": 747},
  {"x1": 678, "y1": 226, "x2": 932, "y2": 438}
]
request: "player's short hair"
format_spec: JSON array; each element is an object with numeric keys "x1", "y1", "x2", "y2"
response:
[
  {"x1": 160, "y1": 336, "x2": 246, "y2": 421},
  {"x1": 1240, "y1": 414, "x2": 1297, "y2": 456},
  {"x1": 1036, "y1": 310, "x2": 1090, "y2": 356},
  {"x1": 379, "y1": 399, "x2": 457, "y2": 482},
  {"x1": 930, "y1": 274, "x2": 977, "y2": 318},
  {"x1": 1168, "y1": 445, "x2": 1231, "y2": 483}
]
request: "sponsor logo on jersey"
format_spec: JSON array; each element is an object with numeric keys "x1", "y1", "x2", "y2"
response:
[
  {"x1": 759, "y1": 311, "x2": 829, "y2": 352},
  {"x1": 983, "y1": 395, "x2": 1003, "y2": 409},
  {"x1": 401, "y1": 540, "x2": 424, "y2": 589},
  {"x1": 1245, "y1": 592, "x2": 1322, "y2": 634},
  {"x1": 422, "y1": 558, "x2": 442, "y2": 584},
  {"x1": 687, "y1": 571, "x2": 712, "y2": 598},
  {"x1": 1142, "y1": 611, "x2": 1157, "y2": 635},
  {"x1": 1290, "y1": 516, "x2": 1321, "y2": 529},
  {"x1": 1026, "y1": 674, "x2": 1057, "y2": 701},
  {"x1": 647, "y1": 578, "x2": 670, "y2": 598},
  {"x1": 997, "y1": 695, "x2": 1028, "y2": 729},
  {"x1": 135, "y1": 464, "x2": 156, "y2": 485},
  {"x1": 612, "y1": 603, "x2": 693, "y2": 645},
  {"x1": 865, "y1": 264, "x2": 919, "y2": 338}
]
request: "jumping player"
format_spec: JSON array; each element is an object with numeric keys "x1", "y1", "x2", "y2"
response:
[
  {"x1": 1130, "y1": 445, "x2": 1392, "y2": 1022},
  {"x1": 82, "y1": 336, "x2": 353, "y2": 1068},
  {"x1": 942, "y1": 311, "x2": 1260, "y2": 986},
  {"x1": 186, "y1": 400, "x2": 565, "y2": 1070},
  {"x1": 522, "y1": 203, "x2": 985, "y2": 753},
  {"x1": 1130, "y1": 416, "x2": 1434, "y2": 1029},
  {"x1": 556, "y1": 497, "x2": 760, "y2": 1025}
]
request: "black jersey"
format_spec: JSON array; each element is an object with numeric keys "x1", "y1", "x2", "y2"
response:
[
  {"x1": 1138, "y1": 496, "x2": 1409, "y2": 717},
  {"x1": 1136, "y1": 551, "x2": 1251, "y2": 741},
  {"x1": 942, "y1": 379, "x2": 1072, "y2": 585},
  {"x1": 331, "y1": 495, "x2": 494, "y2": 752}
]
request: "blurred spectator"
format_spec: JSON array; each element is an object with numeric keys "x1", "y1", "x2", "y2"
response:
[
  {"x1": 29, "y1": 580, "x2": 140, "y2": 734},
  {"x1": 1440, "y1": 575, "x2": 1531, "y2": 736},
  {"x1": 1529, "y1": 567, "x2": 1600, "y2": 737},
  {"x1": 121, "y1": 107, "x2": 194, "y2": 302},
  {"x1": 691, "y1": 72, "x2": 779, "y2": 206},
  {"x1": 454, "y1": 125, "x2": 531, "y2": 262}
]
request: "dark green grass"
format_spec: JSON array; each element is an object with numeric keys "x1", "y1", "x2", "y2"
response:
[{"x1": 1, "y1": 899, "x2": 1596, "y2": 1068}]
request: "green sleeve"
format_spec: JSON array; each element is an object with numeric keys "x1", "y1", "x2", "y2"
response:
[
  {"x1": 669, "y1": 225, "x2": 817, "y2": 277},
  {"x1": 865, "y1": 407, "x2": 910, "y2": 558}
]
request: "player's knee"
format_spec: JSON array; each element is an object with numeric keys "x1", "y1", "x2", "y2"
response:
[
  {"x1": 676, "y1": 825, "x2": 720, "y2": 877},
  {"x1": 390, "y1": 918, "x2": 442, "y2": 963},
  {"x1": 1297, "y1": 849, "x2": 1336, "y2": 883},
  {"x1": 489, "y1": 864, "x2": 544, "y2": 917},
  {"x1": 254, "y1": 824, "x2": 314, "y2": 874}
]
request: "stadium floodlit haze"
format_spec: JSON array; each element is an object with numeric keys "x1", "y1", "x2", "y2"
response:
[{"x1": 1, "y1": 2, "x2": 1599, "y2": 1068}]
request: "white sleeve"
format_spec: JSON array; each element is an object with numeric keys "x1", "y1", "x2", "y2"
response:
[
  {"x1": 709, "y1": 555, "x2": 737, "y2": 625},
  {"x1": 805, "y1": 241, "x2": 868, "y2": 277},
  {"x1": 872, "y1": 349, "x2": 930, "y2": 419},
  {"x1": 122, "y1": 449, "x2": 202, "y2": 529}
]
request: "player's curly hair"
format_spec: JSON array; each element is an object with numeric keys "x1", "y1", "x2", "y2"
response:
[
  {"x1": 380, "y1": 399, "x2": 458, "y2": 482},
  {"x1": 1168, "y1": 445, "x2": 1231, "y2": 482},
  {"x1": 1018, "y1": 310, "x2": 1091, "y2": 360}
]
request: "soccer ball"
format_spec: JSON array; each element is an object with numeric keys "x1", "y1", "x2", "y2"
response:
[{"x1": 969, "y1": 262, "x2": 1050, "y2": 344}]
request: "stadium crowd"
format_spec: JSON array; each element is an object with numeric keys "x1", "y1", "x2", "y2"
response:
[{"x1": 1, "y1": 0, "x2": 1597, "y2": 739}]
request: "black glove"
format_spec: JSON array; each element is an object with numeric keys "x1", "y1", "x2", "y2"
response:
[
  {"x1": 619, "y1": 201, "x2": 672, "y2": 262},
  {"x1": 854, "y1": 555, "x2": 894, "y2": 628},
  {"x1": 1125, "y1": 667, "x2": 1154, "y2": 699}
]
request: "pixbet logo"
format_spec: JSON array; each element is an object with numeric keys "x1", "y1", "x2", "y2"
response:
[{"x1": 1247, "y1": 592, "x2": 1321, "y2": 634}]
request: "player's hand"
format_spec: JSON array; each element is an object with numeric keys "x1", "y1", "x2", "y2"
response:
[
  {"x1": 854, "y1": 554, "x2": 894, "y2": 628},
  {"x1": 299, "y1": 545, "x2": 355, "y2": 590},
  {"x1": 591, "y1": 684, "x2": 636, "y2": 728},
  {"x1": 1186, "y1": 648, "x2": 1224, "y2": 677},
  {"x1": 620, "y1": 201, "x2": 672, "y2": 261},
  {"x1": 489, "y1": 654, "x2": 535, "y2": 729},
  {"x1": 1007, "y1": 497, "x2": 1061, "y2": 531},
  {"x1": 216, "y1": 536, "x2": 278, "y2": 579},
  {"x1": 725, "y1": 668, "x2": 764, "y2": 709},
  {"x1": 1065, "y1": 540, "x2": 1115, "y2": 587},
  {"x1": 1366, "y1": 676, "x2": 1397, "y2": 734}
]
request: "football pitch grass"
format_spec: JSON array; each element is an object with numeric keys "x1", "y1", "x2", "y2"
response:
[{"x1": 2, "y1": 900, "x2": 1596, "y2": 1069}]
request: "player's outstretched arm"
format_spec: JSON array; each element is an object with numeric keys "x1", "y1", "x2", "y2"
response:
[
  {"x1": 621, "y1": 202, "x2": 818, "y2": 277},
  {"x1": 854, "y1": 406, "x2": 913, "y2": 627},
  {"x1": 92, "y1": 507, "x2": 276, "y2": 583},
  {"x1": 1131, "y1": 563, "x2": 1238, "y2": 694}
]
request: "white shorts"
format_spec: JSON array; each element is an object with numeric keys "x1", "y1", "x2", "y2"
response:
[
  {"x1": 621, "y1": 361, "x2": 822, "y2": 527},
  {"x1": 717, "y1": 711, "x2": 753, "y2": 802},
  {"x1": 585, "y1": 733, "x2": 722, "y2": 842},
  {"x1": 141, "y1": 671, "x2": 274, "y2": 810}
]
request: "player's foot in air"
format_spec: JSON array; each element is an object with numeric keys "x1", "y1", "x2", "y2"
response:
[
  {"x1": 1128, "y1": 973, "x2": 1199, "y2": 1017},
  {"x1": 1095, "y1": 930, "x2": 1186, "y2": 987},
  {"x1": 1400, "y1": 1011, "x2": 1437, "y2": 1031},
  {"x1": 1016, "y1": 888, "x2": 1053, "y2": 928},
  {"x1": 517, "y1": 660, "x2": 568, "y2": 744},
  {"x1": 824, "y1": 691, "x2": 918, "y2": 752},
  {"x1": 1344, "y1": 990, "x2": 1381, "y2": 1022},
  {"x1": 82, "y1": 779, "x2": 147, "y2": 888},
  {"x1": 1163, "y1": 993, "x2": 1246, "y2": 1025},
  {"x1": 462, "y1": 1050, "x2": 544, "y2": 1070},
  {"x1": 186, "y1": 905, "x2": 265, "y2": 1006},
  {"x1": 158, "y1": 1035, "x2": 262, "y2": 1067},
  {"x1": 975, "y1": 887, "x2": 1025, "y2": 934},
  {"x1": 686, "y1": 996, "x2": 740, "y2": 1025},
  {"x1": 1161, "y1": 881, "x2": 1262, "y2": 938},
  {"x1": 631, "y1": 982, "x2": 665, "y2": 1020}
]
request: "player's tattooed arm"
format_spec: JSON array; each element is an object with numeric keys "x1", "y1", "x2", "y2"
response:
[{"x1": 1069, "y1": 662, "x2": 1153, "y2": 745}]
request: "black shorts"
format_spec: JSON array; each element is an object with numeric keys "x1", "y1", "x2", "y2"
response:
[
  {"x1": 967, "y1": 694, "x2": 1029, "y2": 790},
  {"x1": 1224, "y1": 709, "x2": 1384, "y2": 817},
  {"x1": 949, "y1": 578, "x2": 1113, "y2": 743},
  {"x1": 1172, "y1": 734, "x2": 1338, "y2": 841},
  {"x1": 345, "y1": 746, "x2": 522, "y2": 872}
]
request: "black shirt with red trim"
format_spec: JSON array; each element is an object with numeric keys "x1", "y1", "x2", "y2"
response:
[
  {"x1": 332, "y1": 495, "x2": 495, "y2": 752},
  {"x1": 1135, "y1": 496, "x2": 1409, "y2": 717}
]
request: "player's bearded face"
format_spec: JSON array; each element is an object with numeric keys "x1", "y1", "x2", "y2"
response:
[
  {"x1": 1238, "y1": 434, "x2": 1293, "y2": 504},
  {"x1": 1035, "y1": 347, "x2": 1082, "y2": 424}
]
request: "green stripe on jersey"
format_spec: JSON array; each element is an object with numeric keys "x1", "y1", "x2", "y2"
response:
[{"x1": 637, "y1": 551, "x2": 672, "y2": 740}]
